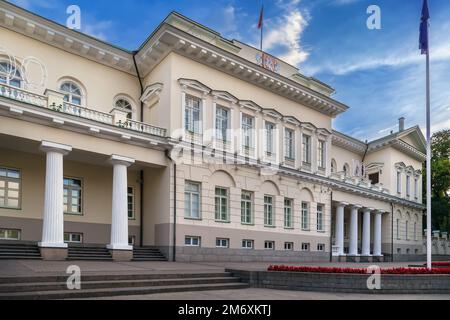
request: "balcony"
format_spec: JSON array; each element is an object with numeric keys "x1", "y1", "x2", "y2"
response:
[{"x1": 0, "y1": 83, "x2": 167, "y2": 138}]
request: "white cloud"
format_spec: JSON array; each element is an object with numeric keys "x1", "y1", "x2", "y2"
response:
[
  {"x1": 263, "y1": 0, "x2": 310, "y2": 66},
  {"x1": 82, "y1": 20, "x2": 113, "y2": 41}
]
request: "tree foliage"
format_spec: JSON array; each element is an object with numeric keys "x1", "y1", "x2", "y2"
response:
[{"x1": 424, "y1": 129, "x2": 450, "y2": 232}]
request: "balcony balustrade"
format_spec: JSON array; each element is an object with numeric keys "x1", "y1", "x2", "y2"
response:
[{"x1": 0, "y1": 83, "x2": 166, "y2": 138}]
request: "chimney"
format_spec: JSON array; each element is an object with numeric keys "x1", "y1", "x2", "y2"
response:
[{"x1": 399, "y1": 117, "x2": 405, "y2": 132}]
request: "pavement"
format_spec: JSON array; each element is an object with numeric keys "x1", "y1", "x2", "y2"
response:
[
  {"x1": 87, "y1": 288, "x2": 450, "y2": 300},
  {"x1": 3, "y1": 260, "x2": 449, "y2": 300},
  {"x1": 0, "y1": 260, "x2": 424, "y2": 277}
]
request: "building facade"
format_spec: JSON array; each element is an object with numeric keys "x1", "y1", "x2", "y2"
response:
[{"x1": 0, "y1": 2, "x2": 426, "y2": 262}]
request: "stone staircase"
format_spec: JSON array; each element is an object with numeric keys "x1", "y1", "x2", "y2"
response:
[
  {"x1": 0, "y1": 242, "x2": 41, "y2": 260},
  {"x1": 133, "y1": 247, "x2": 167, "y2": 261},
  {"x1": 0, "y1": 272, "x2": 249, "y2": 300},
  {"x1": 67, "y1": 245, "x2": 113, "y2": 261}
]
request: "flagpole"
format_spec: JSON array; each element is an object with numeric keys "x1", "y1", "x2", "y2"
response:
[{"x1": 426, "y1": 46, "x2": 432, "y2": 271}]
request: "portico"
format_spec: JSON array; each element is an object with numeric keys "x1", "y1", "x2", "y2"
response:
[{"x1": 332, "y1": 201, "x2": 387, "y2": 262}]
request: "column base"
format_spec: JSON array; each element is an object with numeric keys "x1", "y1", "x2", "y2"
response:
[
  {"x1": 359, "y1": 255, "x2": 373, "y2": 263},
  {"x1": 372, "y1": 255, "x2": 384, "y2": 263},
  {"x1": 39, "y1": 247, "x2": 68, "y2": 261},
  {"x1": 108, "y1": 249, "x2": 133, "y2": 261},
  {"x1": 346, "y1": 255, "x2": 361, "y2": 263}
]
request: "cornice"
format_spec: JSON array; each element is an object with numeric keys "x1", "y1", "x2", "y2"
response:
[
  {"x1": 0, "y1": 2, "x2": 135, "y2": 74},
  {"x1": 135, "y1": 26, "x2": 349, "y2": 118},
  {"x1": 332, "y1": 131, "x2": 367, "y2": 155}
]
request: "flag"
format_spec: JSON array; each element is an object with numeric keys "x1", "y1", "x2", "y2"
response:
[
  {"x1": 419, "y1": 0, "x2": 430, "y2": 55},
  {"x1": 258, "y1": 5, "x2": 264, "y2": 29}
]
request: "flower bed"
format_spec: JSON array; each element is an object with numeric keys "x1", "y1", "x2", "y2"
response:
[{"x1": 268, "y1": 265, "x2": 450, "y2": 275}]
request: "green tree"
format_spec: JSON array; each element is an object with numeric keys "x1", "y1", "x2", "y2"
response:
[{"x1": 424, "y1": 129, "x2": 450, "y2": 232}]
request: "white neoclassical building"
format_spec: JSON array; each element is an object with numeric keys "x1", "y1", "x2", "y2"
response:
[{"x1": 0, "y1": 2, "x2": 426, "y2": 262}]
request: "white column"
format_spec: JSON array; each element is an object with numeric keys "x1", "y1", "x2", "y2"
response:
[
  {"x1": 39, "y1": 141, "x2": 72, "y2": 248},
  {"x1": 373, "y1": 210, "x2": 383, "y2": 256},
  {"x1": 107, "y1": 155, "x2": 135, "y2": 251},
  {"x1": 335, "y1": 202, "x2": 348, "y2": 256},
  {"x1": 349, "y1": 205, "x2": 361, "y2": 256},
  {"x1": 362, "y1": 207, "x2": 374, "y2": 256}
]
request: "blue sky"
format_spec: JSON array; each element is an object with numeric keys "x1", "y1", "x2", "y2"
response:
[{"x1": 9, "y1": 0, "x2": 450, "y2": 141}]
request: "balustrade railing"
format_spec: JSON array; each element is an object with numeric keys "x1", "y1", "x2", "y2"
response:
[{"x1": 0, "y1": 82, "x2": 166, "y2": 138}]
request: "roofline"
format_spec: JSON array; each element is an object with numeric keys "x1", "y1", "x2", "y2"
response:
[{"x1": 2, "y1": 0, "x2": 133, "y2": 54}]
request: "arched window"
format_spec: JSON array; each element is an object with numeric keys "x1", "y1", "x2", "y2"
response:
[
  {"x1": 115, "y1": 99, "x2": 133, "y2": 120},
  {"x1": 331, "y1": 159, "x2": 337, "y2": 173},
  {"x1": 343, "y1": 163, "x2": 350, "y2": 177},
  {"x1": 60, "y1": 81, "x2": 83, "y2": 106},
  {"x1": 0, "y1": 61, "x2": 22, "y2": 88}
]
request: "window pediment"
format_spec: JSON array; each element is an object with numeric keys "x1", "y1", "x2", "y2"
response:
[{"x1": 178, "y1": 78, "x2": 211, "y2": 94}]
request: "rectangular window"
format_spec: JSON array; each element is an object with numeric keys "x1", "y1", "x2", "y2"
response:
[
  {"x1": 414, "y1": 178, "x2": 418, "y2": 199},
  {"x1": 397, "y1": 172, "x2": 402, "y2": 194},
  {"x1": 184, "y1": 181, "x2": 201, "y2": 219},
  {"x1": 284, "y1": 198, "x2": 293, "y2": 228},
  {"x1": 216, "y1": 238, "x2": 230, "y2": 248},
  {"x1": 0, "y1": 167, "x2": 21, "y2": 209},
  {"x1": 302, "y1": 135, "x2": 311, "y2": 164},
  {"x1": 318, "y1": 140, "x2": 325, "y2": 169},
  {"x1": 185, "y1": 236, "x2": 201, "y2": 247},
  {"x1": 264, "y1": 196, "x2": 274, "y2": 226},
  {"x1": 242, "y1": 239, "x2": 254, "y2": 249},
  {"x1": 414, "y1": 222, "x2": 417, "y2": 241},
  {"x1": 317, "y1": 244, "x2": 325, "y2": 251},
  {"x1": 396, "y1": 219, "x2": 401, "y2": 240},
  {"x1": 241, "y1": 191, "x2": 253, "y2": 224},
  {"x1": 215, "y1": 187, "x2": 229, "y2": 222},
  {"x1": 406, "y1": 221, "x2": 409, "y2": 240},
  {"x1": 64, "y1": 232, "x2": 83, "y2": 244},
  {"x1": 284, "y1": 242, "x2": 294, "y2": 251},
  {"x1": 242, "y1": 114, "x2": 254, "y2": 149},
  {"x1": 0, "y1": 228, "x2": 21, "y2": 240},
  {"x1": 301, "y1": 202, "x2": 309, "y2": 230},
  {"x1": 369, "y1": 173, "x2": 380, "y2": 185},
  {"x1": 63, "y1": 178, "x2": 82, "y2": 215},
  {"x1": 317, "y1": 204, "x2": 324, "y2": 232},
  {"x1": 264, "y1": 241, "x2": 275, "y2": 250},
  {"x1": 406, "y1": 175, "x2": 411, "y2": 197},
  {"x1": 185, "y1": 95, "x2": 201, "y2": 134},
  {"x1": 284, "y1": 129, "x2": 295, "y2": 160},
  {"x1": 215, "y1": 106, "x2": 229, "y2": 142},
  {"x1": 127, "y1": 187, "x2": 135, "y2": 219},
  {"x1": 265, "y1": 122, "x2": 275, "y2": 155},
  {"x1": 301, "y1": 243, "x2": 310, "y2": 251}
]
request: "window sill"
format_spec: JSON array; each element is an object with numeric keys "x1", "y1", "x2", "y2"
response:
[
  {"x1": 301, "y1": 229, "x2": 311, "y2": 232},
  {"x1": 64, "y1": 213, "x2": 84, "y2": 216},
  {"x1": 0, "y1": 207, "x2": 22, "y2": 211},
  {"x1": 284, "y1": 227, "x2": 294, "y2": 230},
  {"x1": 184, "y1": 217, "x2": 202, "y2": 221},
  {"x1": 241, "y1": 222, "x2": 255, "y2": 226},
  {"x1": 317, "y1": 230, "x2": 326, "y2": 233},
  {"x1": 215, "y1": 220, "x2": 231, "y2": 224},
  {"x1": 264, "y1": 225, "x2": 276, "y2": 228}
]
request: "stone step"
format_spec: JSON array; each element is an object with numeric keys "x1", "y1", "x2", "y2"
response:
[
  {"x1": 66, "y1": 257, "x2": 113, "y2": 261},
  {"x1": 0, "y1": 248, "x2": 41, "y2": 253},
  {"x1": 0, "y1": 252, "x2": 41, "y2": 257},
  {"x1": 0, "y1": 282, "x2": 249, "y2": 300},
  {"x1": 0, "y1": 256, "x2": 42, "y2": 260},
  {"x1": 0, "y1": 272, "x2": 233, "y2": 284},
  {"x1": 0, "y1": 277, "x2": 241, "y2": 293}
]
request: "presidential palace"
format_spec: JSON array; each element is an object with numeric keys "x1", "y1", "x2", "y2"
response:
[{"x1": 0, "y1": 1, "x2": 429, "y2": 262}]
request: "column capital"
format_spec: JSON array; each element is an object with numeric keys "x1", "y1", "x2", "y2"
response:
[
  {"x1": 363, "y1": 207, "x2": 375, "y2": 213},
  {"x1": 350, "y1": 204, "x2": 363, "y2": 210},
  {"x1": 40, "y1": 140, "x2": 72, "y2": 155},
  {"x1": 109, "y1": 154, "x2": 135, "y2": 167},
  {"x1": 336, "y1": 201, "x2": 349, "y2": 208},
  {"x1": 374, "y1": 209, "x2": 386, "y2": 215}
]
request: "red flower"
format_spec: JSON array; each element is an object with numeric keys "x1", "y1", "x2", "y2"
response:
[{"x1": 267, "y1": 265, "x2": 450, "y2": 275}]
